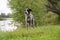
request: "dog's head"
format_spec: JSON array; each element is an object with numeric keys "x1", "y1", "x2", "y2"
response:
[{"x1": 24, "y1": 8, "x2": 32, "y2": 15}]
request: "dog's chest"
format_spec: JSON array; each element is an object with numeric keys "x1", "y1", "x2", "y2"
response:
[{"x1": 27, "y1": 16, "x2": 30, "y2": 21}]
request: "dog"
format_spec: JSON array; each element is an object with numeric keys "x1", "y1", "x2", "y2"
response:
[{"x1": 24, "y1": 8, "x2": 34, "y2": 29}]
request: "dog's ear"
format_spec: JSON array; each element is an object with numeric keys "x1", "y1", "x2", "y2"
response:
[{"x1": 29, "y1": 9, "x2": 32, "y2": 11}]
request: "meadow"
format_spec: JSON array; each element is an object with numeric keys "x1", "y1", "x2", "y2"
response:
[{"x1": 0, "y1": 25, "x2": 60, "y2": 40}]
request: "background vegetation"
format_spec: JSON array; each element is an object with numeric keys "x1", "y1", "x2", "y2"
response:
[
  {"x1": 9, "y1": 0, "x2": 47, "y2": 26},
  {"x1": 9, "y1": 0, "x2": 60, "y2": 26},
  {"x1": 0, "y1": 13, "x2": 11, "y2": 20}
]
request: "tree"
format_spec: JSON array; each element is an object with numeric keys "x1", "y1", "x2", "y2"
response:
[
  {"x1": 46, "y1": 0, "x2": 60, "y2": 16},
  {"x1": 9, "y1": 0, "x2": 48, "y2": 26},
  {"x1": 0, "y1": 13, "x2": 6, "y2": 18},
  {"x1": 6, "y1": 13, "x2": 12, "y2": 18}
]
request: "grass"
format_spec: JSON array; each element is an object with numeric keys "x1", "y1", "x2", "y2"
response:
[{"x1": 0, "y1": 25, "x2": 60, "y2": 40}]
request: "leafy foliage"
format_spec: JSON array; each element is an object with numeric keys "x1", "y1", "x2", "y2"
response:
[
  {"x1": 9, "y1": 0, "x2": 60, "y2": 26},
  {"x1": 9, "y1": 0, "x2": 47, "y2": 26},
  {"x1": 0, "y1": 13, "x2": 11, "y2": 18}
]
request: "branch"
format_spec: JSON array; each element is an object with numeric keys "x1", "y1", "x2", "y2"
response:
[{"x1": 46, "y1": 0, "x2": 60, "y2": 16}]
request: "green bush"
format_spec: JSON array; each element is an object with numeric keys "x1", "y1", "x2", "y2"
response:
[
  {"x1": 9, "y1": 0, "x2": 47, "y2": 26},
  {"x1": 9, "y1": 0, "x2": 60, "y2": 26}
]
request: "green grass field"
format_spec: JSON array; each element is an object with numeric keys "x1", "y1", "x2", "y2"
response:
[{"x1": 0, "y1": 25, "x2": 60, "y2": 40}]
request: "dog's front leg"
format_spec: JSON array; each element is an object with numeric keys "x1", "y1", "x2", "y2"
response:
[
  {"x1": 26, "y1": 21, "x2": 29, "y2": 30},
  {"x1": 25, "y1": 17, "x2": 29, "y2": 30}
]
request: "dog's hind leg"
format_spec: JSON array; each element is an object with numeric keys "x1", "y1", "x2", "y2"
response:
[{"x1": 30, "y1": 19, "x2": 34, "y2": 28}]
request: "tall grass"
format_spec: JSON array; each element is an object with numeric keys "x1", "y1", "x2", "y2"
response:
[{"x1": 0, "y1": 25, "x2": 60, "y2": 40}]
